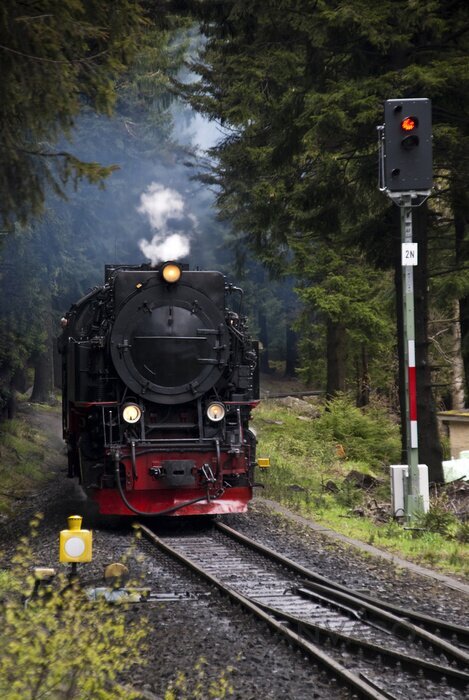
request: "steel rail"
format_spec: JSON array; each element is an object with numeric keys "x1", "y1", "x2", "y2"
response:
[
  {"x1": 253, "y1": 598, "x2": 469, "y2": 687},
  {"x1": 216, "y1": 521, "x2": 469, "y2": 648},
  {"x1": 211, "y1": 523, "x2": 469, "y2": 685},
  {"x1": 137, "y1": 522, "x2": 391, "y2": 700}
]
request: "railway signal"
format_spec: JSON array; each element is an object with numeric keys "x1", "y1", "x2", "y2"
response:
[
  {"x1": 380, "y1": 98, "x2": 432, "y2": 193},
  {"x1": 378, "y1": 99, "x2": 432, "y2": 521}
]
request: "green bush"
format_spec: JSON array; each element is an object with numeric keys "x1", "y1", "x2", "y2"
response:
[
  {"x1": 415, "y1": 495, "x2": 459, "y2": 536},
  {"x1": 456, "y1": 521, "x2": 469, "y2": 544},
  {"x1": 313, "y1": 394, "x2": 401, "y2": 469},
  {"x1": 0, "y1": 516, "x2": 147, "y2": 700}
]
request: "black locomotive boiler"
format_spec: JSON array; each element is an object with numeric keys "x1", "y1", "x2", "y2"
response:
[{"x1": 59, "y1": 262, "x2": 260, "y2": 516}]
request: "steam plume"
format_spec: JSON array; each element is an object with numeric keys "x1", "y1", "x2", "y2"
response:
[{"x1": 137, "y1": 183, "x2": 194, "y2": 265}]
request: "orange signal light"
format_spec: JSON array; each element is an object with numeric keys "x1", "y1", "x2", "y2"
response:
[{"x1": 401, "y1": 116, "x2": 418, "y2": 132}]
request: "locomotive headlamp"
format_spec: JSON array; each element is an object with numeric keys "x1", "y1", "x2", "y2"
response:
[
  {"x1": 122, "y1": 403, "x2": 142, "y2": 424},
  {"x1": 162, "y1": 263, "x2": 182, "y2": 284},
  {"x1": 206, "y1": 402, "x2": 225, "y2": 422}
]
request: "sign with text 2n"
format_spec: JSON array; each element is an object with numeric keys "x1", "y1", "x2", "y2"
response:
[
  {"x1": 402, "y1": 243, "x2": 418, "y2": 266},
  {"x1": 384, "y1": 99, "x2": 432, "y2": 192}
]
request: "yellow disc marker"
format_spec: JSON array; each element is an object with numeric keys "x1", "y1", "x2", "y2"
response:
[{"x1": 59, "y1": 515, "x2": 92, "y2": 563}]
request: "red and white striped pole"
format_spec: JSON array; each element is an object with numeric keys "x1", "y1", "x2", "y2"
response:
[
  {"x1": 408, "y1": 339, "x2": 418, "y2": 448},
  {"x1": 401, "y1": 200, "x2": 424, "y2": 518}
]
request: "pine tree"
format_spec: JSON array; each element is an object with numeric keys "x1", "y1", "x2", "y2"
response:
[
  {"x1": 182, "y1": 0, "x2": 469, "y2": 480},
  {"x1": 0, "y1": 0, "x2": 145, "y2": 227}
]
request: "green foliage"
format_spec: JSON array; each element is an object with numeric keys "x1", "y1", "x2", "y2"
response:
[
  {"x1": 0, "y1": 0, "x2": 154, "y2": 226},
  {"x1": 0, "y1": 10, "x2": 187, "y2": 413},
  {"x1": 255, "y1": 396, "x2": 469, "y2": 575},
  {"x1": 0, "y1": 415, "x2": 48, "y2": 516},
  {"x1": 456, "y1": 521, "x2": 469, "y2": 544},
  {"x1": 415, "y1": 494, "x2": 459, "y2": 536},
  {"x1": 314, "y1": 394, "x2": 401, "y2": 469},
  {"x1": 0, "y1": 215, "x2": 71, "y2": 411},
  {"x1": 334, "y1": 478, "x2": 364, "y2": 509},
  {"x1": 253, "y1": 393, "x2": 400, "y2": 511},
  {"x1": 0, "y1": 516, "x2": 147, "y2": 700}
]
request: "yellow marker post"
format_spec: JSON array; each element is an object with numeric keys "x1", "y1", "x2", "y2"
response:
[
  {"x1": 257, "y1": 458, "x2": 271, "y2": 469},
  {"x1": 59, "y1": 515, "x2": 92, "y2": 563}
]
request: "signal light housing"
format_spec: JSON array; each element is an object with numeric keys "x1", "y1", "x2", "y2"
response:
[{"x1": 383, "y1": 98, "x2": 432, "y2": 192}]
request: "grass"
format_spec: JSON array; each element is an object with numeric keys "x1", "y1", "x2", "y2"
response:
[
  {"x1": 253, "y1": 395, "x2": 469, "y2": 578},
  {"x1": 0, "y1": 413, "x2": 49, "y2": 517}
]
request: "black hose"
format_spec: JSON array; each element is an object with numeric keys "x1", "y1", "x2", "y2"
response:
[
  {"x1": 130, "y1": 441, "x2": 137, "y2": 480},
  {"x1": 113, "y1": 459, "x2": 217, "y2": 517}
]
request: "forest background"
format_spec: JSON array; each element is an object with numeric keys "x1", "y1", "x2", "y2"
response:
[{"x1": 0, "y1": 0, "x2": 468, "y2": 483}]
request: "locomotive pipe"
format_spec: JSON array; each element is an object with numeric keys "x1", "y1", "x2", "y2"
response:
[
  {"x1": 130, "y1": 440, "x2": 137, "y2": 480},
  {"x1": 113, "y1": 454, "x2": 215, "y2": 517},
  {"x1": 226, "y1": 283, "x2": 244, "y2": 316}
]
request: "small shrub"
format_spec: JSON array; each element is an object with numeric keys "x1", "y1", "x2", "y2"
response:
[
  {"x1": 313, "y1": 394, "x2": 401, "y2": 469},
  {"x1": 382, "y1": 520, "x2": 403, "y2": 540},
  {"x1": 0, "y1": 516, "x2": 148, "y2": 700},
  {"x1": 334, "y1": 480, "x2": 363, "y2": 509},
  {"x1": 456, "y1": 521, "x2": 469, "y2": 544},
  {"x1": 416, "y1": 495, "x2": 458, "y2": 536}
]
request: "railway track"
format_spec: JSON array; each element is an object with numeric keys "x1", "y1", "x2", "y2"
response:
[{"x1": 138, "y1": 520, "x2": 469, "y2": 700}]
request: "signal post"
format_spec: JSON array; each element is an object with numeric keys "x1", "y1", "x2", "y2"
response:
[{"x1": 378, "y1": 98, "x2": 432, "y2": 521}]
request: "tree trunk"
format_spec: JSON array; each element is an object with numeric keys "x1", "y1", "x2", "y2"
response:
[
  {"x1": 451, "y1": 299, "x2": 465, "y2": 409},
  {"x1": 459, "y1": 296, "x2": 469, "y2": 394},
  {"x1": 30, "y1": 344, "x2": 52, "y2": 403},
  {"x1": 6, "y1": 384, "x2": 16, "y2": 419},
  {"x1": 396, "y1": 205, "x2": 443, "y2": 482},
  {"x1": 284, "y1": 325, "x2": 298, "y2": 377},
  {"x1": 454, "y1": 194, "x2": 469, "y2": 397},
  {"x1": 356, "y1": 345, "x2": 370, "y2": 407},
  {"x1": 258, "y1": 307, "x2": 272, "y2": 373},
  {"x1": 326, "y1": 318, "x2": 347, "y2": 398}
]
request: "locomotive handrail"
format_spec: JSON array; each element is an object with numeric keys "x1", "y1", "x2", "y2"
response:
[{"x1": 134, "y1": 335, "x2": 206, "y2": 341}]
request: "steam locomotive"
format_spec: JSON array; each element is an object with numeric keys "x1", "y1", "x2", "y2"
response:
[{"x1": 59, "y1": 262, "x2": 260, "y2": 516}]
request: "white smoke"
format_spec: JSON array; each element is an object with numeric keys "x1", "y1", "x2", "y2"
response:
[
  {"x1": 139, "y1": 232, "x2": 190, "y2": 264},
  {"x1": 137, "y1": 183, "x2": 194, "y2": 265}
]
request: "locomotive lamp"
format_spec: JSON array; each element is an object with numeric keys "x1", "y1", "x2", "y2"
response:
[
  {"x1": 122, "y1": 403, "x2": 142, "y2": 424},
  {"x1": 161, "y1": 262, "x2": 182, "y2": 283},
  {"x1": 207, "y1": 402, "x2": 225, "y2": 422},
  {"x1": 59, "y1": 515, "x2": 92, "y2": 563}
]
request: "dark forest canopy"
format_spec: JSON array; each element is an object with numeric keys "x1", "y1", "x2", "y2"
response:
[
  {"x1": 178, "y1": 0, "x2": 469, "y2": 480},
  {"x1": 182, "y1": 0, "x2": 468, "y2": 248},
  {"x1": 0, "y1": 0, "x2": 184, "y2": 227},
  {"x1": 0, "y1": 0, "x2": 186, "y2": 415}
]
